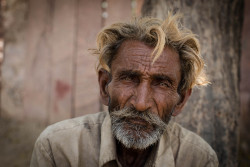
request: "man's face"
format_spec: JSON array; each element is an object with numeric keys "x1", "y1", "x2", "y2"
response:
[{"x1": 100, "y1": 40, "x2": 184, "y2": 149}]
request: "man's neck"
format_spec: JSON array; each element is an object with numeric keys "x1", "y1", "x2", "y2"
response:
[{"x1": 116, "y1": 141, "x2": 153, "y2": 167}]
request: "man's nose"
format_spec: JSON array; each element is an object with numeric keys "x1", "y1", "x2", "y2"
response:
[{"x1": 132, "y1": 81, "x2": 151, "y2": 111}]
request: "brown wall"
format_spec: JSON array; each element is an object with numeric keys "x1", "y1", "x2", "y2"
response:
[{"x1": 1, "y1": 0, "x2": 136, "y2": 124}]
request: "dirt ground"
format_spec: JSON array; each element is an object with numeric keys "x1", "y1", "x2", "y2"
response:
[{"x1": 0, "y1": 116, "x2": 45, "y2": 167}]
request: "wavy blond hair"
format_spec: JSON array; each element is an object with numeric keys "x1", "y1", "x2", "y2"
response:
[{"x1": 93, "y1": 13, "x2": 209, "y2": 93}]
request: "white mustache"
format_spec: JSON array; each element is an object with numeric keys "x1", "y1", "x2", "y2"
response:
[{"x1": 110, "y1": 107, "x2": 167, "y2": 129}]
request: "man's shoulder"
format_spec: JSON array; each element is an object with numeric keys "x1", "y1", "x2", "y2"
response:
[
  {"x1": 31, "y1": 112, "x2": 109, "y2": 166},
  {"x1": 170, "y1": 122, "x2": 218, "y2": 164},
  {"x1": 171, "y1": 122, "x2": 213, "y2": 150},
  {"x1": 39, "y1": 111, "x2": 108, "y2": 139}
]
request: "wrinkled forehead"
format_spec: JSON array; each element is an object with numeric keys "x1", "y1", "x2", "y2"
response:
[{"x1": 111, "y1": 40, "x2": 181, "y2": 76}]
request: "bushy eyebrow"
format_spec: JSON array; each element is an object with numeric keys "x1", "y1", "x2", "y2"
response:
[
  {"x1": 117, "y1": 69, "x2": 141, "y2": 78},
  {"x1": 116, "y1": 69, "x2": 175, "y2": 85},
  {"x1": 151, "y1": 74, "x2": 174, "y2": 85}
]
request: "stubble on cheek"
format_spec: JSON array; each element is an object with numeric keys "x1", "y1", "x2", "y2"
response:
[{"x1": 160, "y1": 91, "x2": 180, "y2": 123}]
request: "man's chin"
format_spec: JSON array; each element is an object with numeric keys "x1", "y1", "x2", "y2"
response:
[
  {"x1": 109, "y1": 106, "x2": 168, "y2": 149},
  {"x1": 112, "y1": 122, "x2": 163, "y2": 150}
]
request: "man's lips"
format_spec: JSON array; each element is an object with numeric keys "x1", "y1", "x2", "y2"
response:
[{"x1": 127, "y1": 117, "x2": 149, "y2": 126}]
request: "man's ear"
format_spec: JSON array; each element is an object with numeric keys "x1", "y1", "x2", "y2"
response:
[
  {"x1": 172, "y1": 89, "x2": 192, "y2": 116},
  {"x1": 98, "y1": 69, "x2": 110, "y2": 106}
]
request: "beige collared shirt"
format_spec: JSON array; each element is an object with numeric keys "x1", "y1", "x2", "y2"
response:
[{"x1": 30, "y1": 111, "x2": 218, "y2": 167}]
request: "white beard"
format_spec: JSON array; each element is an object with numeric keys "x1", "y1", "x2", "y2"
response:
[{"x1": 110, "y1": 107, "x2": 168, "y2": 149}]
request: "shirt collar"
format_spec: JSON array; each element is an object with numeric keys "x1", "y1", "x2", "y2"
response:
[
  {"x1": 155, "y1": 120, "x2": 175, "y2": 167},
  {"x1": 99, "y1": 112, "x2": 118, "y2": 167}
]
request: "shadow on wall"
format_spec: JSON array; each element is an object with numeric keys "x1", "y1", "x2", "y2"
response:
[{"x1": 0, "y1": 116, "x2": 45, "y2": 166}]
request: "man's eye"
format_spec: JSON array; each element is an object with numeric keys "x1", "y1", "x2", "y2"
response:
[
  {"x1": 159, "y1": 82, "x2": 170, "y2": 88},
  {"x1": 120, "y1": 75, "x2": 140, "y2": 83},
  {"x1": 121, "y1": 76, "x2": 132, "y2": 81},
  {"x1": 120, "y1": 75, "x2": 135, "y2": 81}
]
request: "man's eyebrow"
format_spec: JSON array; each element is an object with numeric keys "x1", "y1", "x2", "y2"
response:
[
  {"x1": 152, "y1": 74, "x2": 174, "y2": 84},
  {"x1": 117, "y1": 69, "x2": 141, "y2": 77},
  {"x1": 116, "y1": 70, "x2": 175, "y2": 84}
]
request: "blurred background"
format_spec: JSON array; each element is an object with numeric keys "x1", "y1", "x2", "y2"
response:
[{"x1": 0, "y1": 0, "x2": 249, "y2": 166}]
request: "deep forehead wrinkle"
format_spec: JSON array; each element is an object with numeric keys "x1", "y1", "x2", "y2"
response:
[
  {"x1": 112, "y1": 40, "x2": 181, "y2": 83},
  {"x1": 118, "y1": 40, "x2": 176, "y2": 62},
  {"x1": 120, "y1": 52, "x2": 172, "y2": 74},
  {"x1": 117, "y1": 40, "x2": 175, "y2": 64},
  {"x1": 120, "y1": 55, "x2": 177, "y2": 78},
  {"x1": 116, "y1": 68, "x2": 177, "y2": 85}
]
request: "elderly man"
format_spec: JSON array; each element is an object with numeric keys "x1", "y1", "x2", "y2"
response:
[{"x1": 31, "y1": 14, "x2": 218, "y2": 167}]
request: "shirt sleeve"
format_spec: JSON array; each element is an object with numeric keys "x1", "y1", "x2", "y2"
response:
[{"x1": 30, "y1": 136, "x2": 55, "y2": 167}]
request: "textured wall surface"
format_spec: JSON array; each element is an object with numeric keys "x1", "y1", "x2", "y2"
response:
[{"x1": 1, "y1": 0, "x2": 133, "y2": 124}]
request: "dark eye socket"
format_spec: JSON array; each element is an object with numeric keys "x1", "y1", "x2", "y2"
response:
[
  {"x1": 119, "y1": 74, "x2": 139, "y2": 82},
  {"x1": 159, "y1": 82, "x2": 170, "y2": 88},
  {"x1": 121, "y1": 75, "x2": 132, "y2": 81},
  {"x1": 152, "y1": 79, "x2": 171, "y2": 88}
]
